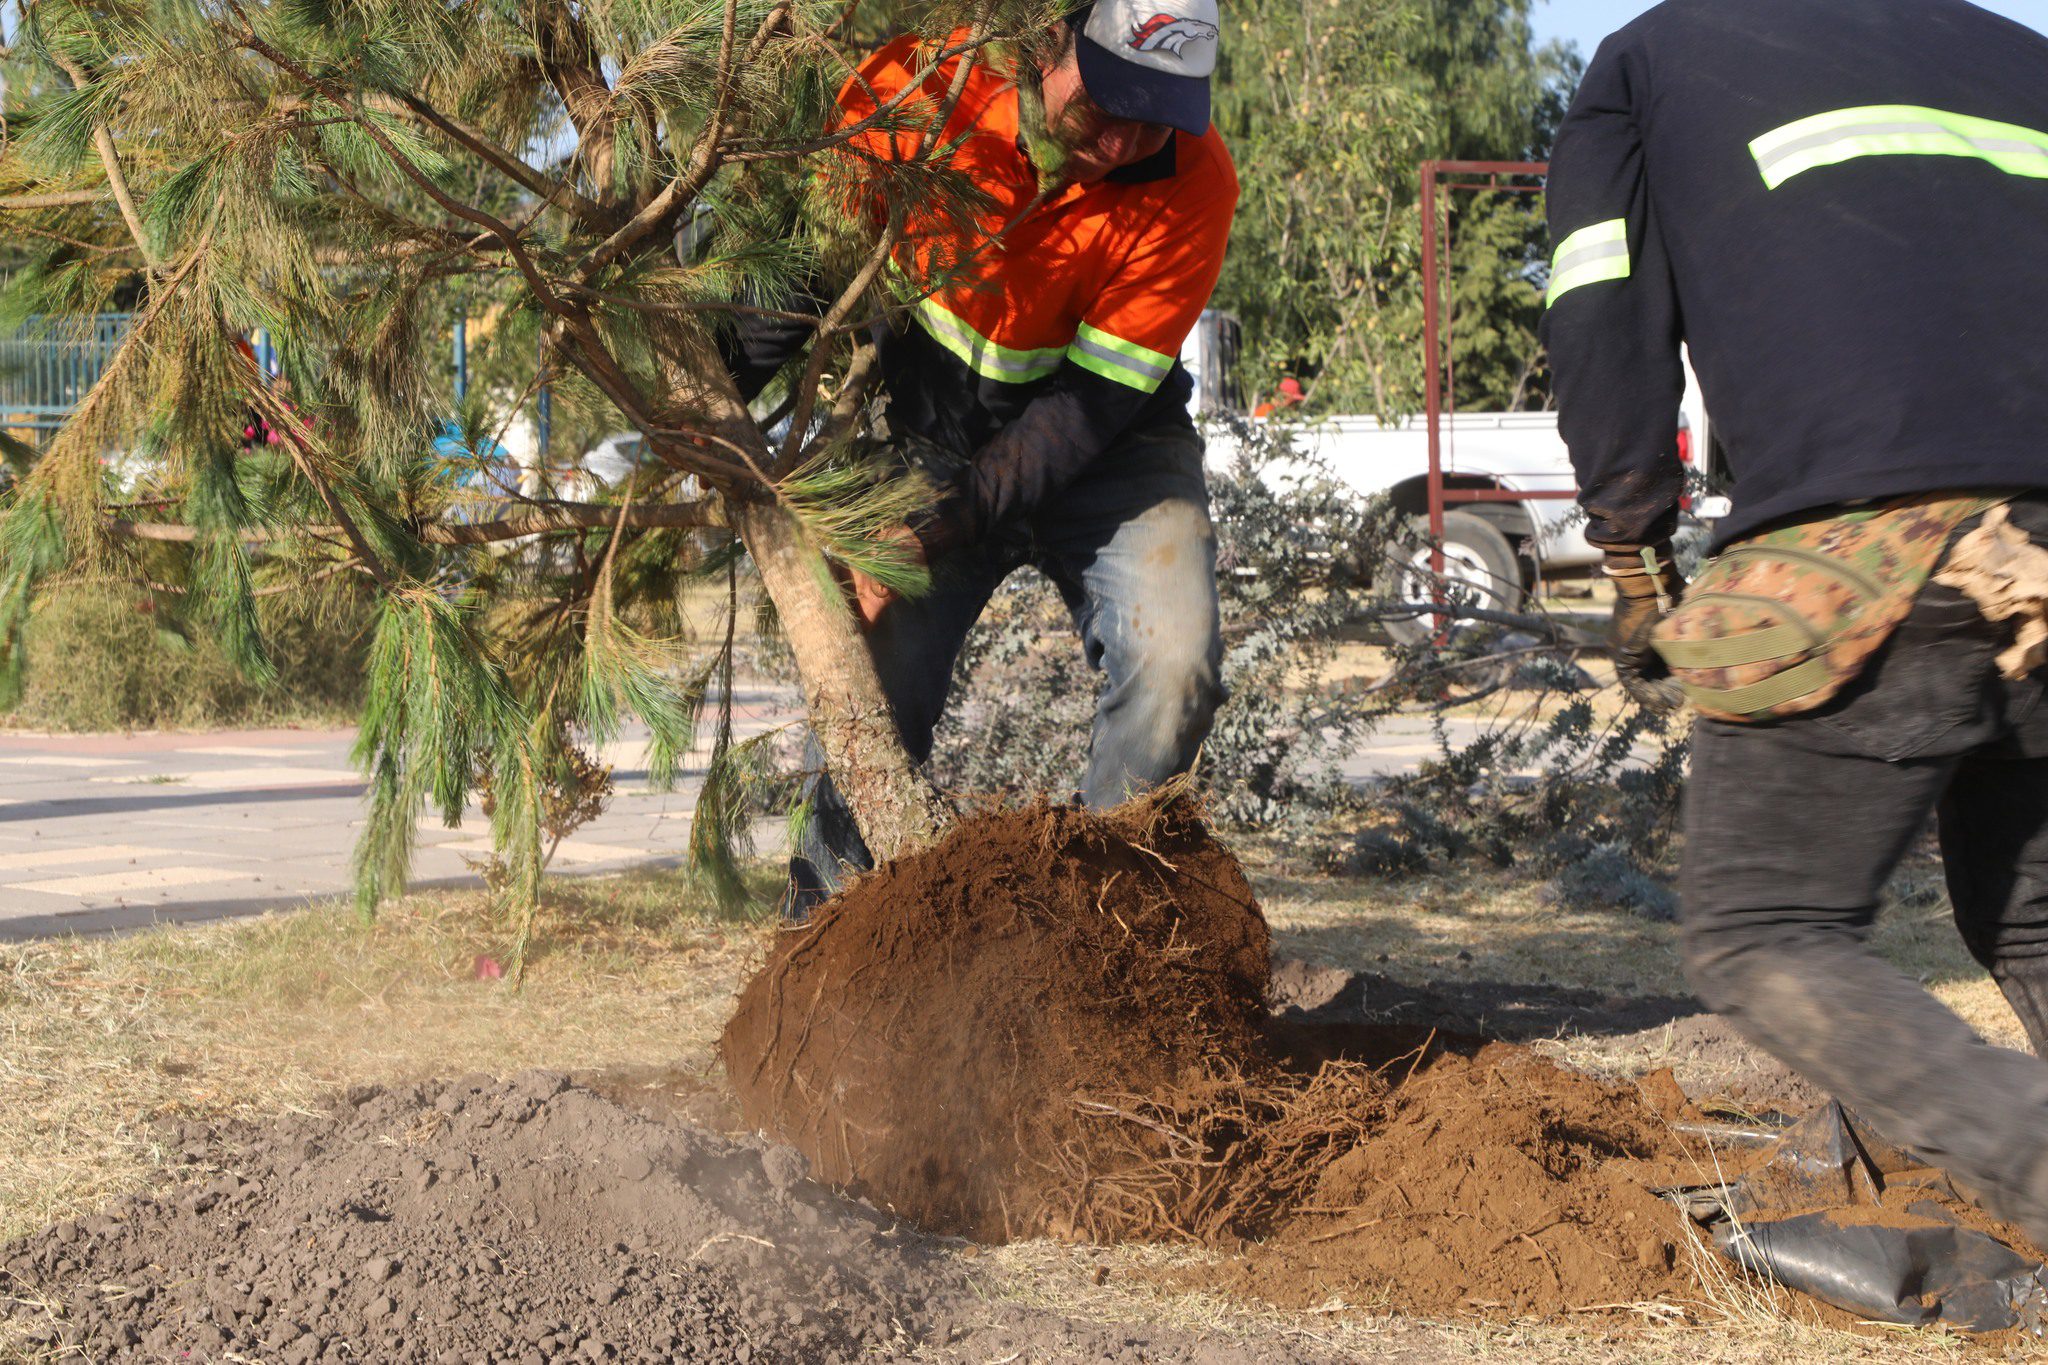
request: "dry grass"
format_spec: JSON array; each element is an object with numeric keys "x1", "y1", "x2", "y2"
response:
[
  {"x1": 1, "y1": 852, "x2": 2040, "y2": 1361},
  {"x1": 963, "y1": 1237, "x2": 1994, "y2": 1364},
  {"x1": 1255, "y1": 854, "x2": 2024, "y2": 1051},
  {"x1": 0, "y1": 866, "x2": 778, "y2": 1244},
  {"x1": 1260, "y1": 861, "x2": 1679, "y2": 1000}
]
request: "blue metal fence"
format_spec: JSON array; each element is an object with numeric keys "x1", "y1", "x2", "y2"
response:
[{"x1": 0, "y1": 314, "x2": 134, "y2": 439}]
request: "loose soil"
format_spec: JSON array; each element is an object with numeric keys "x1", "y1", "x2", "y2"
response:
[
  {"x1": 0, "y1": 1072, "x2": 1337, "y2": 1364},
  {"x1": 10, "y1": 797, "x2": 2002, "y2": 1357},
  {"x1": 721, "y1": 795, "x2": 1724, "y2": 1318}
]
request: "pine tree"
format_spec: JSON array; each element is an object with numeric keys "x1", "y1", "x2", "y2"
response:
[{"x1": 0, "y1": 0, "x2": 1048, "y2": 950}]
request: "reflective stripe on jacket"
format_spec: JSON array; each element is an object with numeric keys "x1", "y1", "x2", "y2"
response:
[
  {"x1": 1540, "y1": 0, "x2": 2048, "y2": 556},
  {"x1": 732, "y1": 33, "x2": 1238, "y2": 554}
]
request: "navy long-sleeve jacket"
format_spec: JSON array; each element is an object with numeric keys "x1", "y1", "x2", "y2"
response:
[{"x1": 1541, "y1": 0, "x2": 2048, "y2": 554}]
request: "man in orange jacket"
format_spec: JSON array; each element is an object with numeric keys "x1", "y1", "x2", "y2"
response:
[{"x1": 727, "y1": 2, "x2": 1237, "y2": 913}]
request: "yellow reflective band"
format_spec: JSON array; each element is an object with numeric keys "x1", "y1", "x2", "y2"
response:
[
  {"x1": 1545, "y1": 219, "x2": 1630, "y2": 308},
  {"x1": 1066, "y1": 322, "x2": 1174, "y2": 393},
  {"x1": 1750, "y1": 104, "x2": 2048, "y2": 190},
  {"x1": 913, "y1": 298, "x2": 1066, "y2": 383}
]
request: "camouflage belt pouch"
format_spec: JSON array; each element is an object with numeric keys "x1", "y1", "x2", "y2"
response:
[{"x1": 1651, "y1": 493, "x2": 2004, "y2": 723}]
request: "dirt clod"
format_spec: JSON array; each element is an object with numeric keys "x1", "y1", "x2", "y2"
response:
[{"x1": 722, "y1": 794, "x2": 1269, "y2": 1241}]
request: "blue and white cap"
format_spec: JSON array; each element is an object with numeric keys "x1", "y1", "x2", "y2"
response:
[{"x1": 1069, "y1": 0, "x2": 1221, "y2": 137}]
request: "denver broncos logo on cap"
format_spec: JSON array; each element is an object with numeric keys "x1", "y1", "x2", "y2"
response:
[{"x1": 1128, "y1": 13, "x2": 1219, "y2": 57}]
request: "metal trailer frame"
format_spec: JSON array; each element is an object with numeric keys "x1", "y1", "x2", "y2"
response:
[{"x1": 1417, "y1": 159, "x2": 1571, "y2": 578}]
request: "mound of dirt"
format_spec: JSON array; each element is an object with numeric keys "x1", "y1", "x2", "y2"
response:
[
  {"x1": 1, "y1": 1073, "x2": 1338, "y2": 1364},
  {"x1": 722, "y1": 795, "x2": 1724, "y2": 1319},
  {"x1": 3, "y1": 1071, "x2": 930, "y2": 1363},
  {"x1": 721, "y1": 794, "x2": 1269, "y2": 1241},
  {"x1": 1178, "y1": 1042, "x2": 1704, "y2": 1316}
]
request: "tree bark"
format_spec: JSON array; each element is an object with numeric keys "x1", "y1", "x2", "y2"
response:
[
  {"x1": 610, "y1": 327, "x2": 953, "y2": 864},
  {"x1": 730, "y1": 496, "x2": 951, "y2": 862}
]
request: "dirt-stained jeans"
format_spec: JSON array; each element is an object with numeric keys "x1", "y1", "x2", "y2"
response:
[
  {"x1": 1683, "y1": 496, "x2": 2048, "y2": 1243},
  {"x1": 788, "y1": 418, "x2": 1225, "y2": 912}
]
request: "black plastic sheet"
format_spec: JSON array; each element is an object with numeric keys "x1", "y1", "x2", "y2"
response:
[
  {"x1": 1681, "y1": 1100, "x2": 2048, "y2": 1332},
  {"x1": 1717, "y1": 1207, "x2": 2048, "y2": 1331}
]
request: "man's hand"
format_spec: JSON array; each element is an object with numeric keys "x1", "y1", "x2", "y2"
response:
[
  {"x1": 848, "y1": 523, "x2": 927, "y2": 631},
  {"x1": 1607, "y1": 545, "x2": 1686, "y2": 714}
]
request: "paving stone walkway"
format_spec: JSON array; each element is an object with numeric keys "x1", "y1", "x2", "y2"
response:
[
  {"x1": 0, "y1": 695, "x2": 1533, "y2": 939},
  {"x1": 0, "y1": 690, "x2": 796, "y2": 938}
]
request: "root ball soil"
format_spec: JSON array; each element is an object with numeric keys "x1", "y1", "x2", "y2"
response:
[
  {"x1": 722, "y1": 795, "x2": 1271, "y2": 1241},
  {"x1": 723, "y1": 795, "x2": 1712, "y2": 1316}
]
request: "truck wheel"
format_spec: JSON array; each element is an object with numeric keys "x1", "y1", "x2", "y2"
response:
[{"x1": 1381, "y1": 512, "x2": 1527, "y2": 646}]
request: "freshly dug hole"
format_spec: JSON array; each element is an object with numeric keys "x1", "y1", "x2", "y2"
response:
[
  {"x1": 721, "y1": 793, "x2": 1270, "y2": 1241},
  {"x1": 721, "y1": 795, "x2": 1712, "y2": 1317}
]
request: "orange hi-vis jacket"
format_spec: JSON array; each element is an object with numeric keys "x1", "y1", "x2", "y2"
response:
[{"x1": 728, "y1": 32, "x2": 1238, "y2": 555}]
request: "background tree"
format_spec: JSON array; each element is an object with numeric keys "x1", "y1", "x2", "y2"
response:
[
  {"x1": 0, "y1": 0, "x2": 1062, "y2": 949},
  {"x1": 1214, "y1": 0, "x2": 1578, "y2": 416}
]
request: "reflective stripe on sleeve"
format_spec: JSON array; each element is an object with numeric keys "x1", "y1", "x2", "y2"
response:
[
  {"x1": 1750, "y1": 105, "x2": 2048, "y2": 190},
  {"x1": 1065, "y1": 322, "x2": 1175, "y2": 392},
  {"x1": 913, "y1": 298, "x2": 1066, "y2": 383},
  {"x1": 1545, "y1": 219, "x2": 1631, "y2": 308}
]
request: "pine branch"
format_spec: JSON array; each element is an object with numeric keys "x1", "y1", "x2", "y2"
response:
[
  {"x1": 810, "y1": 340, "x2": 882, "y2": 452},
  {"x1": 48, "y1": 53, "x2": 160, "y2": 270},
  {"x1": 530, "y1": 0, "x2": 620, "y2": 195},
  {"x1": 390, "y1": 94, "x2": 611, "y2": 228},
  {"x1": 105, "y1": 500, "x2": 719, "y2": 546},
  {"x1": 569, "y1": 0, "x2": 795, "y2": 282},
  {"x1": 223, "y1": 331, "x2": 400, "y2": 588},
  {"x1": 0, "y1": 190, "x2": 116, "y2": 210},
  {"x1": 721, "y1": 31, "x2": 1010, "y2": 163},
  {"x1": 236, "y1": 27, "x2": 568, "y2": 313},
  {"x1": 425, "y1": 502, "x2": 719, "y2": 542},
  {"x1": 771, "y1": 207, "x2": 899, "y2": 476},
  {"x1": 557, "y1": 282, "x2": 827, "y2": 325}
]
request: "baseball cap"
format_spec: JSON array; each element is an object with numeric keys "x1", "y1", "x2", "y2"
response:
[{"x1": 1068, "y1": 0, "x2": 1221, "y2": 137}]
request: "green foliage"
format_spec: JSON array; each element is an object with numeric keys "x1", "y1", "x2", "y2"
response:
[
  {"x1": 0, "y1": 0, "x2": 1052, "y2": 941},
  {"x1": 351, "y1": 589, "x2": 555, "y2": 943},
  {"x1": 1213, "y1": 0, "x2": 1579, "y2": 416}
]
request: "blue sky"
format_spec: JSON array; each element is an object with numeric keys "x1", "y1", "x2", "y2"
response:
[{"x1": 1532, "y1": 0, "x2": 2048, "y2": 57}]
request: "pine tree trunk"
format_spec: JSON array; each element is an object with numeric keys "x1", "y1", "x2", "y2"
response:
[
  {"x1": 650, "y1": 331, "x2": 951, "y2": 864},
  {"x1": 730, "y1": 496, "x2": 951, "y2": 862}
]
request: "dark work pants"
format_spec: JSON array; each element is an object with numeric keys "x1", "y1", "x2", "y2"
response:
[
  {"x1": 1683, "y1": 498, "x2": 2048, "y2": 1243},
  {"x1": 788, "y1": 420, "x2": 1226, "y2": 911}
]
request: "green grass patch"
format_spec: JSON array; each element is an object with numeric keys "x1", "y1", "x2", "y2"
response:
[{"x1": 9, "y1": 583, "x2": 373, "y2": 732}]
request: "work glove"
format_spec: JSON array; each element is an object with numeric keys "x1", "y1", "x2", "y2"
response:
[{"x1": 1606, "y1": 545, "x2": 1686, "y2": 715}]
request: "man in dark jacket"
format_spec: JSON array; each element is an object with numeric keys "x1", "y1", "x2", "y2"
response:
[{"x1": 1543, "y1": 0, "x2": 2048, "y2": 1241}]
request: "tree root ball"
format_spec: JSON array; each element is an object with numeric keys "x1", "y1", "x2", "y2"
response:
[
  {"x1": 721, "y1": 795, "x2": 1725, "y2": 1321},
  {"x1": 720, "y1": 792, "x2": 1268, "y2": 1241}
]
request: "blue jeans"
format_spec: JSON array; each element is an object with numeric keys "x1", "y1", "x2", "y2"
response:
[{"x1": 789, "y1": 419, "x2": 1225, "y2": 910}]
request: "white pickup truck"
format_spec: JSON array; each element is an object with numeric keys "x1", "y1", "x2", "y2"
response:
[{"x1": 1181, "y1": 311, "x2": 1718, "y2": 630}]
